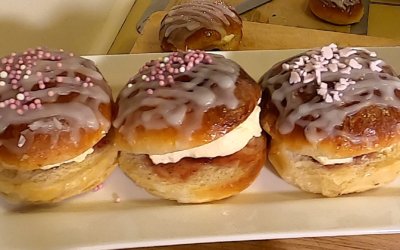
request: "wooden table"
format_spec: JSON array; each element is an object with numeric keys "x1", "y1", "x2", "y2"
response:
[
  {"x1": 122, "y1": 1, "x2": 400, "y2": 249},
  {"x1": 132, "y1": 234, "x2": 400, "y2": 249}
]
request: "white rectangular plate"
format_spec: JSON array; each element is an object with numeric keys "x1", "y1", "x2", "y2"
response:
[{"x1": 1, "y1": 48, "x2": 400, "y2": 250}]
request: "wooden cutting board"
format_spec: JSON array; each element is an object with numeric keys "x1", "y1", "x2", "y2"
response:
[{"x1": 131, "y1": 11, "x2": 400, "y2": 54}]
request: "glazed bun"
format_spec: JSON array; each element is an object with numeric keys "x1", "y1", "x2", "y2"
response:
[
  {"x1": 260, "y1": 44, "x2": 400, "y2": 197},
  {"x1": 0, "y1": 48, "x2": 117, "y2": 203},
  {"x1": 114, "y1": 50, "x2": 265, "y2": 203},
  {"x1": 309, "y1": 0, "x2": 364, "y2": 25},
  {"x1": 160, "y1": 0, "x2": 242, "y2": 52}
]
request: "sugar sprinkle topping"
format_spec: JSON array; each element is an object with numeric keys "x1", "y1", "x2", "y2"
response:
[
  {"x1": 284, "y1": 43, "x2": 380, "y2": 103},
  {"x1": 135, "y1": 50, "x2": 213, "y2": 93}
]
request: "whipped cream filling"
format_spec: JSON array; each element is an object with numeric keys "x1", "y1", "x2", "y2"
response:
[
  {"x1": 314, "y1": 156, "x2": 353, "y2": 165},
  {"x1": 313, "y1": 145, "x2": 395, "y2": 165},
  {"x1": 40, "y1": 147, "x2": 94, "y2": 170},
  {"x1": 149, "y1": 105, "x2": 262, "y2": 164},
  {"x1": 222, "y1": 34, "x2": 235, "y2": 44}
]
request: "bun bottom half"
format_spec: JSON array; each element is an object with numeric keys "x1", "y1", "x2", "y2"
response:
[
  {"x1": 119, "y1": 135, "x2": 266, "y2": 203},
  {"x1": 0, "y1": 137, "x2": 118, "y2": 204},
  {"x1": 269, "y1": 140, "x2": 400, "y2": 197}
]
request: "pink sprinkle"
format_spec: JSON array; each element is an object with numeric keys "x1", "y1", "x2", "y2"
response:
[
  {"x1": 36, "y1": 103, "x2": 42, "y2": 108},
  {"x1": 159, "y1": 80, "x2": 165, "y2": 86},
  {"x1": 23, "y1": 105, "x2": 29, "y2": 110},
  {"x1": 0, "y1": 102, "x2": 5, "y2": 108},
  {"x1": 57, "y1": 62, "x2": 63, "y2": 68},
  {"x1": 45, "y1": 66, "x2": 51, "y2": 71},
  {"x1": 39, "y1": 83, "x2": 46, "y2": 89},
  {"x1": 29, "y1": 103, "x2": 36, "y2": 109},
  {"x1": 45, "y1": 52, "x2": 51, "y2": 58},
  {"x1": 150, "y1": 76, "x2": 155, "y2": 81},
  {"x1": 1, "y1": 58, "x2": 7, "y2": 64},
  {"x1": 7, "y1": 58, "x2": 13, "y2": 64},
  {"x1": 75, "y1": 76, "x2": 81, "y2": 82},
  {"x1": 36, "y1": 72, "x2": 42, "y2": 77},
  {"x1": 48, "y1": 90, "x2": 55, "y2": 97},
  {"x1": 83, "y1": 82, "x2": 89, "y2": 87},
  {"x1": 69, "y1": 53, "x2": 74, "y2": 57},
  {"x1": 12, "y1": 85, "x2": 18, "y2": 90},
  {"x1": 85, "y1": 77, "x2": 91, "y2": 82},
  {"x1": 34, "y1": 99, "x2": 41, "y2": 104},
  {"x1": 44, "y1": 77, "x2": 50, "y2": 82},
  {"x1": 16, "y1": 109, "x2": 24, "y2": 115},
  {"x1": 56, "y1": 76, "x2": 63, "y2": 82},
  {"x1": 147, "y1": 89, "x2": 154, "y2": 94},
  {"x1": 9, "y1": 103, "x2": 17, "y2": 109},
  {"x1": 89, "y1": 82, "x2": 94, "y2": 87}
]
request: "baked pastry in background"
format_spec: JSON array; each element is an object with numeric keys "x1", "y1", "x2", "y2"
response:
[
  {"x1": 114, "y1": 50, "x2": 265, "y2": 203},
  {"x1": 309, "y1": 0, "x2": 364, "y2": 25},
  {"x1": 159, "y1": 0, "x2": 242, "y2": 52},
  {"x1": 260, "y1": 43, "x2": 400, "y2": 197},
  {"x1": 0, "y1": 48, "x2": 117, "y2": 203}
]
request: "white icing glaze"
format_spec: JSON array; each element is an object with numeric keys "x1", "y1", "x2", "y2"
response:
[
  {"x1": 321, "y1": 0, "x2": 360, "y2": 9},
  {"x1": 113, "y1": 51, "x2": 240, "y2": 139},
  {"x1": 0, "y1": 48, "x2": 111, "y2": 154},
  {"x1": 160, "y1": 0, "x2": 241, "y2": 49},
  {"x1": 40, "y1": 147, "x2": 94, "y2": 170},
  {"x1": 261, "y1": 44, "x2": 400, "y2": 144}
]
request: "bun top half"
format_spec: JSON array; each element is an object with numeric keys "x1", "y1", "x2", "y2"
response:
[
  {"x1": 114, "y1": 51, "x2": 260, "y2": 155},
  {"x1": 0, "y1": 48, "x2": 112, "y2": 170},
  {"x1": 261, "y1": 44, "x2": 400, "y2": 158}
]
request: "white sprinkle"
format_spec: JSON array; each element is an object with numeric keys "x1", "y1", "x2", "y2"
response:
[
  {"x1": 20, "y1": 65, "x2": 26, "y2": 70},
  {"x1": 0, "y1": 81, "x2": 5, "y2": 86},
  {"x1": 295, "y1": 57, "x2": 305, "y2": 66},
  {"x1": 348, "y1": 59, "x2": 362, "y2": 69},
  {"x1": 340, "y1": 66, "x2": 352, "y2": 74},
  {"x1": 16, "y1": 93, "x2": 25, "y2": 101},
  {"x1": 317, "y1": 88, "x2": 327, "y2": 96},
  {"x1": 320, "y1": 82, "x2": 328, "y2": 89},
  {"x1": 325, "y1": 94, "x2": 333, "y2": 103},
  {"x1": 303, "y1": 74, "x2": 315, "y2": 83},
  {"x1": 163, "y1": 57, "x2": 170, "y2": 63},
  {"x1": 321, "y1": 46, "x2": 334, "y2": 59},
  {"x1": 330, "y1": 59, "x2": 339, "y2": 64},
  {"x1": 127, "y1": 83, "x2": 133, "y2": 88},
  {"x1": 335, "y1": 83, "x2": 347, "y2": 91},
  {"x1": 141, "y1": 75, "x2": 147, "y2": 80},
  {"x1": 315, "y1": 69, "x2": 322, "y2": 83},
  {"x1": 332, "y1": 92, "x2": 341, "y2": 101},
  {"x1": 0, "y1": 71, "x2": 7, "y2": 78},
  {"x1": 26, "y1": 70, "x2": 31, "y2": 75},
  {"x1": 17, "y1": 135, "x2": 26, "y2": 148},
  {"x1": 23, "y1": 75, "x2": 29, "y2": 79},
  {"x1": 282, "y1": 63, "x2": 290, "y2": 71},
  {"x1": 179, "y1": 66, "x2": 185, "y2": 73},
  {"x1": 289, "y1": 71, "x2": 301, "y2": 84},
  {"x1": 328, "y1": 63, "x2": 338, "y2": 72},
  {"x1": 370, "y1": 60, "x2": 383, "y2": 72},
  {"x1": 339, "y1": 48, "x2": 357, "y2": 57}
]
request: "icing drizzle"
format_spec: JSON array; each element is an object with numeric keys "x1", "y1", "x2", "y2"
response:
[
  {"x1": 321, "y1": 0, "x2": 360, "y2": 9},
  {"x1": 160, "y1": 0, "x2": 242, "y2": 49},
  {"x1": 0, "y1": 48, "x2": 111, "y2": 154},
  {"x1": 114, "y1": 51, "x2": 240, "y2": 137},
  {"x1": 261, "y1": 44, "x2": 400, "y2": 144}
]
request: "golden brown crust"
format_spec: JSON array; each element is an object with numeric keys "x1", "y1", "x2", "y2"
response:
[
  {"x1": 269, "y1": 139, "x2": 400, "y2": 197},
  {"x1": 115, "y1": 68, "x2": 261, "y2": 154},
  {"x1": 119, "y1": 135, "x2": 266, "y2": 203},
  {"x1": 0, "y1": 134, "x2": 118, "y2": 204},
  {"x1": 160, "y1": 16, "x2": 242, "y2": 51},
  {"x1": 309, "y1": 0, "x2": 364, "y2": 25},
  {"x1": 0, "y1": 102, "x2": 112, "y2": 171}
]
